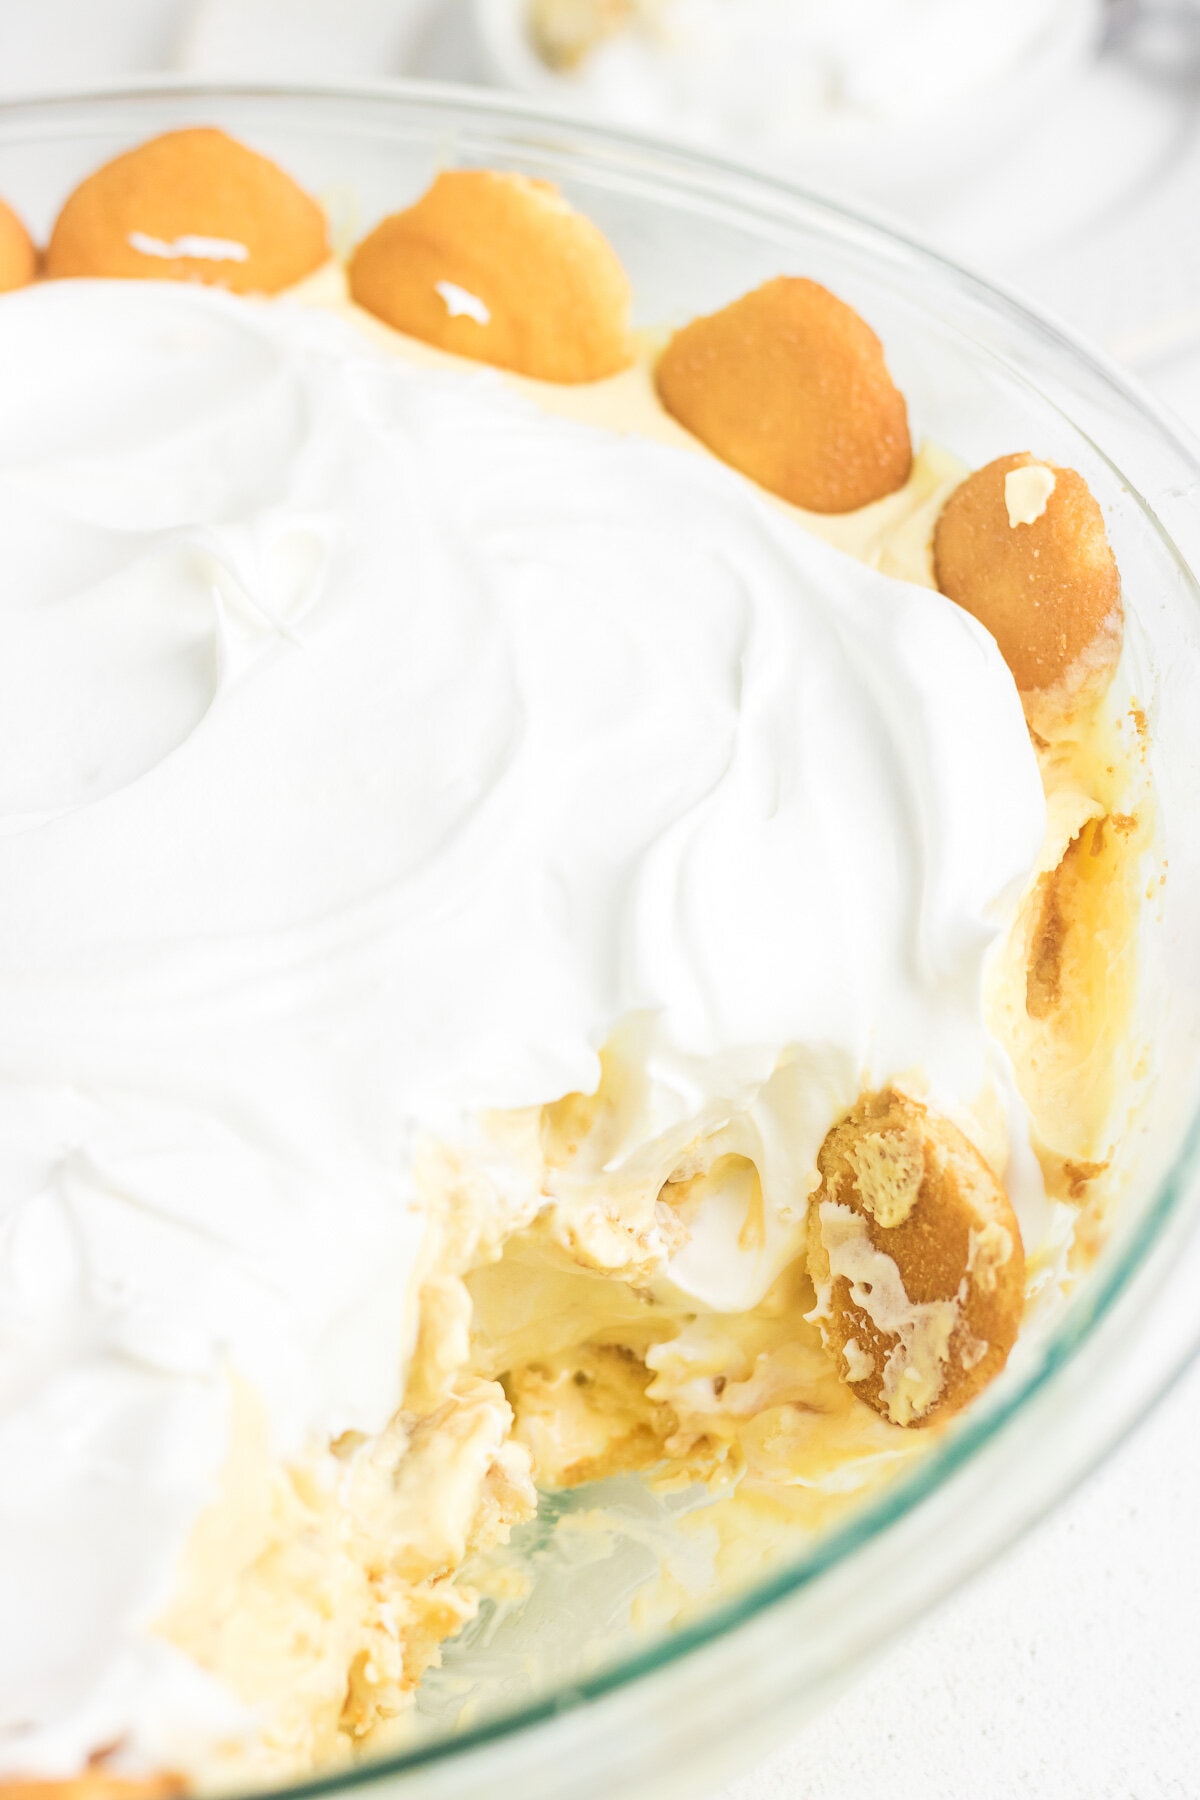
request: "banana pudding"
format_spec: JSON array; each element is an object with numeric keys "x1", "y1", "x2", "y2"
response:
[{"x1": 0, "y1": 129, "x2": 1151, "y2": 1791}]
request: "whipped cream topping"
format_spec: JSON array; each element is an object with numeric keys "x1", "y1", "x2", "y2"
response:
[
  {"x1": 505, "y1": 0, "x2": 1075, "y2": 149},
  {"x1": 435, "y1": 279, "x2": 492, "y2": 324},
  {"x1": 0, "y1": 279, "x2": 1044, "y2": 1773},
  {"x1": 127, "y1": 231, "x2": 251, "y2": 262},
  {"x1": 1005, "y1": 462, "x2": 1056, "y2": 527}
]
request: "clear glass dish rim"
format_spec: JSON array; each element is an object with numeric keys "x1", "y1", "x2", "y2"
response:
[{"x1": 3, "y1": 74, "x2": 1200, "y2": 1795}]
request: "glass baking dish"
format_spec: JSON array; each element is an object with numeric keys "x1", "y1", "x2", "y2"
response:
[{"x1": 1, "y1": 79, "x2": 1199, "y2": 1800}]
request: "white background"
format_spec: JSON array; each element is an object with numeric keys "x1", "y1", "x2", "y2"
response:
[{"x1": 2, "y1": 4, "x2": 1198, "y2": 1794}]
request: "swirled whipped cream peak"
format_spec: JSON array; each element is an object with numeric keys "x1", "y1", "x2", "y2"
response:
[{"x1": 0, "y1": 276, "x2": 1047, "y2": 1780}]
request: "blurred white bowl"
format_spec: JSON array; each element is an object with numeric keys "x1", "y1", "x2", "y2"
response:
[{"x1": 471, "y1": 0, "x2": 1103, "y2": 220}]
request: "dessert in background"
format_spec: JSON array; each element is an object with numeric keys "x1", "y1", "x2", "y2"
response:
[
  {"x1": 522, "y1": 0, "x2": 1068, "y2": 98},
  {"x1": 0, "y1": 125, "x2": 1150, "y2": 1791},
  {"x1": 474, "y1": 0, "x2": 1101, "y2": 211}
]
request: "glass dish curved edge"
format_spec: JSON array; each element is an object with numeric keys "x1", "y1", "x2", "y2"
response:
[
  {"x1": 240, "y1": 1107, "x2": 1200, "y2": 1800},
  {"x1": 2, "y1": 77, "x2": 1199, "y2": 1796}
]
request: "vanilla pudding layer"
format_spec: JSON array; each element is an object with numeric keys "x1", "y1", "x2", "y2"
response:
[{"x1": 0, "y1": 277, "x2": 1143, "y2": 1786}]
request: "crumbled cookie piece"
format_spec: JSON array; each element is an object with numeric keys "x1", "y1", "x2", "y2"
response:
[
  {"x1": 44, "y1": 128, "x2": 328, "y2": 294},
  {"x1": 349, "y1": 170, "x2": 634, "y2": 384},
  {"x1": 933, "y1": 451, "x2": 1122, "y2": 725},
  {"x1": 655, "y1": 276, "x2": 912, "y2": 513},
  {"x1": 807, "y1": 1089, "x2": 1025, "y2": 1427}
]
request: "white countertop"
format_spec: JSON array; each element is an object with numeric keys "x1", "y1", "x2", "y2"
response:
[
  {"x1": 1, "y1": 6, "x2": 1198, "y2": 1793},
  {"x1": 725, "y1": 1355, "x2": 1200, "y2": 1800}
]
